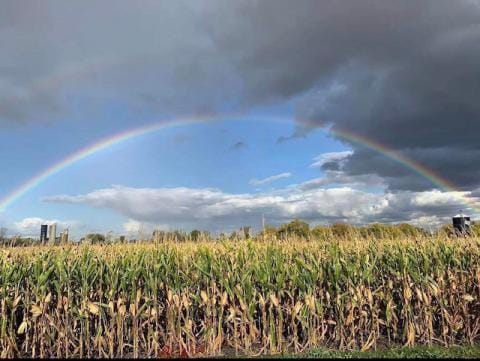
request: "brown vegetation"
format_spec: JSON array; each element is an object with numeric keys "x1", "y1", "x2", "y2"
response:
[{"x1": 0, "y1": 232, "x2": 478, "y2": 357}]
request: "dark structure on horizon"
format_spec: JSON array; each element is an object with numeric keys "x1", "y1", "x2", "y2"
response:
[
  {"x1": 452, "y1": 212, "x2": 471, "y2": 237},
  {"x1": 40, "y1": 225, "x2": 48, "y2": 243}
]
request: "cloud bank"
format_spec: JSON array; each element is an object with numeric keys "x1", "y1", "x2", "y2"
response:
[{"x1": 44, "y1": 183, "x2": 480, "y2": 232}]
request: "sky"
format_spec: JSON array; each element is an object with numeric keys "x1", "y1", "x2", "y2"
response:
[{"x1": 1, "y1": 0, "x2": 480, "y2": 238}]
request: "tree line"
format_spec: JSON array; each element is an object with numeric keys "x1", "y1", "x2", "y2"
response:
[{"x1": 0, "y1": 219, "x2": 477, "y2": 246}]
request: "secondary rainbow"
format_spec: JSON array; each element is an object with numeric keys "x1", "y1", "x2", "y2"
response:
[
  {"x1": 0, "y1": 116, "x2": 476, "y2": 213},
  {"x1": 0, "y1": 117, "x2": 205, "y2": 211}
]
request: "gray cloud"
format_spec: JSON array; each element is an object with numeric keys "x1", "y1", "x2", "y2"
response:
[
  {"x1": 206, "y1": 0, "x2": 480, "y2": 191},
  {"x1": 2, "y1": 0, "x2": 479, "y2": 192},
  {"x1": 310, "y1": 151, "x2": 353, "y2": 170},
  {"x1": 0, "y1": 0, "x2": 242, "y2": 123},
  {"x1": 299, "y1": 151, "x2": 384, "y2": 190}
]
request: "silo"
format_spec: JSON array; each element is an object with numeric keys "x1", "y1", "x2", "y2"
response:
[
  {"x1": 452, "y1": 212, "x2": 471, "y2": 236},
  {"x1": 49, "y1": 223, "x2": 57, "y2": 244},
  {"x1": 61, "y1": 228, "x2": 69, "y2": 244},
  {"x1": 40, "y1": 225, "x2": 48, "y2": 243}
]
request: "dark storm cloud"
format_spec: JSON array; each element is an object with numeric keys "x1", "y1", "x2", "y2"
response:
[
  {"x1": 1, "y1": 0, "x2": 479, "y2": 192},
  {"x1": 203, "y1": 0, "x2": 480, "y2": 191},
  {"x1": 344, "y1": 147, "x2": 480, "y2": 191},
  {"x1": 0, "y1": 0, "x2": 243, "y2": 123}
]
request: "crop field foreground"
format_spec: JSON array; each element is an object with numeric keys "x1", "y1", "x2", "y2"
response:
[{"x1": 0, "y1": 237, "x2": 479, "y2": 358}]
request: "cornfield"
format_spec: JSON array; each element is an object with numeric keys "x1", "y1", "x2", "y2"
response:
[{"x1": 0, "y1": 236, "x2": 479, "y2": 357}]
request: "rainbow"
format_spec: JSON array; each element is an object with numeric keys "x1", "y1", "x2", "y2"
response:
[
  {"x1": 329, "y1": 128, "x2": 479, "y2": 215},
  {"x1": 330, "y1": 129, "x2": 459, "y2": 192},
  {"x1": 0, "y1": 116, "x2": 477, "y2": 214},
  {"x1": 0, "y1": 117, "x2": 208, "y2": 211},
  {"x1": 327, "y1": 128, "x2": 478, "y2": 214}
]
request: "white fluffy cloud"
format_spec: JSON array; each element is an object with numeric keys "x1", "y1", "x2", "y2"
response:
[
  {"x1": 43, "y1": 184, "x2": 480, "y2": 232},
  {"x1": 411, "y1": 190, "x2": 474, "y2": 208},
  {"x1": 122, "y1": 219, "x2": 163, "y2": 238},
  {"x1": 12, "y1": 217, "x2": 79, "y2": 236},
  {"x1": 44, "y1": 185, "x2": 382, "y2": 230},
  {"x1": 409, "y1": 215, "x2": 446, "y2": 230},
  {"x1": 122, "y1": 219, "x2": 143, "y2": 234}
]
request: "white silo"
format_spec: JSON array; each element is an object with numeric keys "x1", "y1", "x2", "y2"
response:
[{"x1": 49, "y1": 223, "x2": 57, "y2": 244}]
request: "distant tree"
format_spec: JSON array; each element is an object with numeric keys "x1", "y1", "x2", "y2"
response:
[
  {"x1": 84, "y1": 233, "x2": 105, "y2": 244},
  {"x1": 1, "y1": 236, "x2": 39, "y2": 247},
  {"x1": 360, "y1": 223, "x2": 391, "y2": 239},
  {"x1": 394, "y1": 223, "x2": 423, "y2": 237},
  {"x1": 229, "y1": 231, "x2": 239, "y2": 241},
  {"x1": 152, "y1": 230, "x2": 166, "y2": 242},
  {"x1": 173, "y1": 230, "x2": 187, "y2": 242},
  {"x1": 277, "y1": 219, "x2": 310, "y2": 239},
  {"x1": 190, "y1": 229, "x2": 201, "y2": 241},
  {"x1": 330, "y1": 223, "x2": 354, "y2": 238},
  {"x1": 311, "y1": 225, "x2": 330, "y2": 240},
  {"x1": 153, "y1": 230, "x2": 193, "y2": 242},
  {"x1": 439, "y1": 224, "x2": 454, "y2": 237},
  {"x1": 257, "y1": 225, "x2": 276, "y2": 240}
]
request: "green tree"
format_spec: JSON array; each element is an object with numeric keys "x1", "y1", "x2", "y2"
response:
[
  {"x1": 84, "y1": 233, "x2": 105, "y2": 244},
  {"x1": 229, "y1": 231, "x2": 239, "y2": 241},
  {"x1": 257, "y1": 225, "x2": 277, "y2": 240},
  {"x1": 311, "y1": 225, "x2": 330, "y2": 240},
  {"x1": 277, "y1": 219, "x2": 310, "y2": 239},
  {"x1": 394, "y1": 223, "x2": 422, "y2": 237},
  {"x1": 360, "y1": 223, "x2": 391, "y2": 239},
  {"x1": 330, "y1": 223, "x2": 354, "y2": 238},
  {"x1": 190, "y1": 229, "x2": 201, "y2": 241}
]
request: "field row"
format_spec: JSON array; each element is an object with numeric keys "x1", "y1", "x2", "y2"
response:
[{"x1": 0, "y1": 238, "x2": 478, "y2": 357}]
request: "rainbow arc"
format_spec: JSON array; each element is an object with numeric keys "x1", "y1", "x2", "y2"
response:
[{"x1": 0, "y1": 116, "x2": 477, "y2": 215}]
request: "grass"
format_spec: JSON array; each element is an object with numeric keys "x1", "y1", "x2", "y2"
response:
[
  {"x1": 299, "y1": 345, "x2": 480, "y2": 359},
  {"x1": 219, "y1": 345, "x2": 480, "y2": 359}
]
